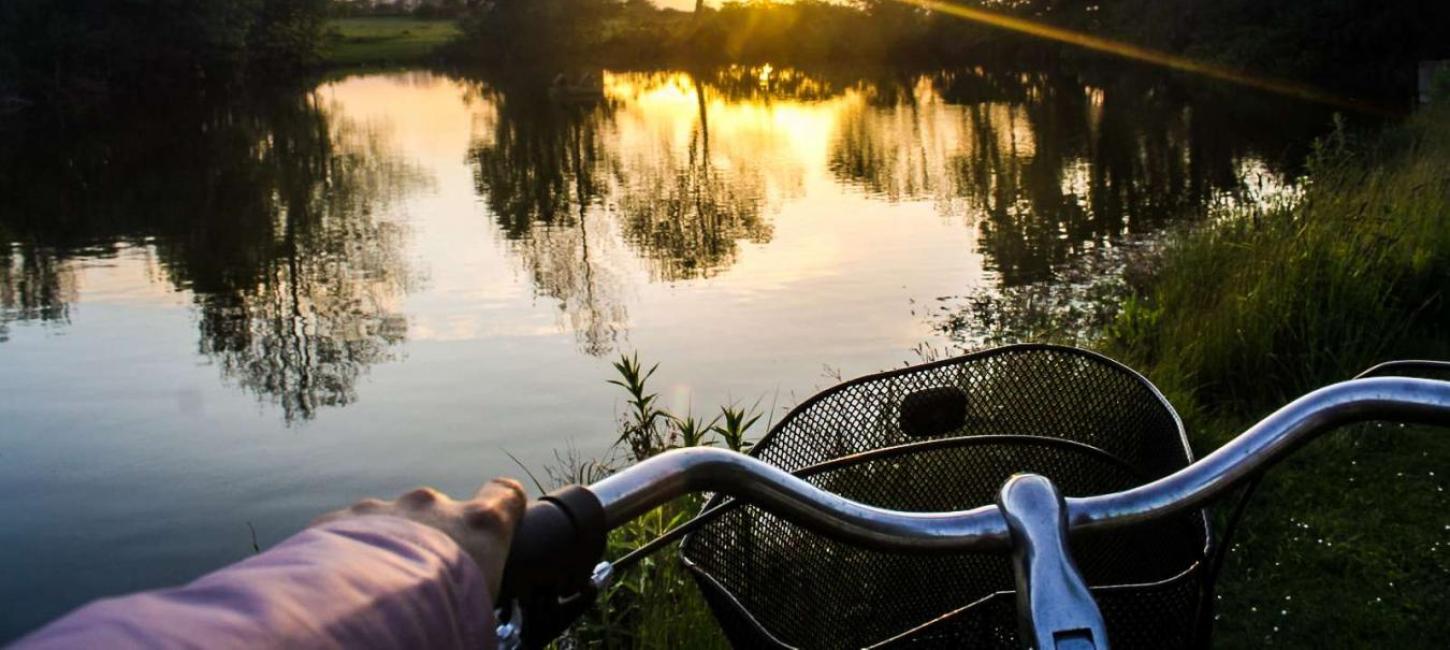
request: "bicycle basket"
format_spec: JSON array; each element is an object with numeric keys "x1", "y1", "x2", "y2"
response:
[{"x1": 680, "y1": 344, "x2": 1213, "y2": 649}]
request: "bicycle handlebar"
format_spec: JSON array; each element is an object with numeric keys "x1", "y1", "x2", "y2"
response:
[
  {"x1": 497, "y1": 376, "x2": 1450, "y2": 647},
  {"x1": 1067, "y1": 376, "x2": 1450, "y2": 531},
  {"x1": 590, "y1": 376, "x2": 1450, "y2": 551}
]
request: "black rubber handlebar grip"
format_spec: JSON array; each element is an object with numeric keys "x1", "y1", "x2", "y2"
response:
[{"x1": 498, "y1": 485, "x2": 607, "y2": 646}]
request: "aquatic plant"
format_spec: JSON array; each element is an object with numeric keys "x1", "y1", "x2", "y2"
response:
[{"x1": 547, "y1": 353, "x2": 764, "y2": 647}]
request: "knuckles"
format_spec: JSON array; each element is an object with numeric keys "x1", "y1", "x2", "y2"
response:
[
  {"x1": 322, "y1": 478, "x2": 527, "y2": 536},
  {"x1": 463, "y1": 504, "x2": 508, "y2": 532},
  {"x1": 489, "y1": 478, "x2": 527, "y2": 504},
  {"x1": 400, "y1": 487, "x2": 443, "y2": 507},
  {"x1": 350, "y1": 498, "x2": 389, "y2": 513}
]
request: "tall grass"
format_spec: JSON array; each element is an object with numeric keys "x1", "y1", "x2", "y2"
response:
[
  {"x1": 551, "y1": 353, "x2": 757, "y2": 648},
  {"x1": 1106, "y1": 109, "x2": 1450, "y2": 422}
]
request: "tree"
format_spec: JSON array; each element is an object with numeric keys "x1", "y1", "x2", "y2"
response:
[{"x1": 0, "y1": 0, "x2": 328, "y2": 105}]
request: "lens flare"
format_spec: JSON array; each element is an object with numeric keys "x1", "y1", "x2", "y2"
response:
[{"x1": 894, "y1": 0, "x2": 1396, "y2": 115}]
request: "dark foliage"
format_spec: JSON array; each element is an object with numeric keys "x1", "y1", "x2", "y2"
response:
[
  {"x1": 1096, "y1": 0, "x2": 1450, "y2": 91},
  {"x1": 0, "y1": 0, "x2": 328, "y2": 107},
  {"x1": 454, "y1": 0, "x2": 1448, "y2": 96}
]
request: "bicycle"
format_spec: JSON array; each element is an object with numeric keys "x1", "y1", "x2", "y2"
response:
[{"x1": 493, "y1": 345, "x2": 1450, "y2": 649}]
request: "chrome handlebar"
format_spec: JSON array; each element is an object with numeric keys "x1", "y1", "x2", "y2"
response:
[
  {"x1": 588, "y1": 377, "x2": 1450, "y2": 551},
  {"x1": 500, "y1": 376, "x2": 1450, "y2": 648}
]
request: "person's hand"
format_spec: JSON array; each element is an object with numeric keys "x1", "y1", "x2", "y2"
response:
[{"x1": 313, "y1": 479, "x2": 528, "y2": 597}]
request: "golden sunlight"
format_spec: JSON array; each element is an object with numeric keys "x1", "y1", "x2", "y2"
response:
[{"x1": 895, "y1": 0, "x2": 1395, "y2": 114}]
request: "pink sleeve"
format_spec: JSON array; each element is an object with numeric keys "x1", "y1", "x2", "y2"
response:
[{"x1": 13, "y1": 516, "x2": 496, "y2": 650}]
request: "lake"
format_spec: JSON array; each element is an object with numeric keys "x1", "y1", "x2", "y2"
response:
[{"x1": 0, "y1": 63, "x2": 1337, "y2": 639}]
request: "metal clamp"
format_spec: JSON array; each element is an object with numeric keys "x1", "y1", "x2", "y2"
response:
[
  {"x1": 495, "y1": 601, "x2": 524, "y2": 650},
  {"x1": 998, "y1": 474, "x2": 1109, "y2": 650}
]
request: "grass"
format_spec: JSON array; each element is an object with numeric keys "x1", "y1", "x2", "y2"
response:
[
  {"x1": 1098, "y1": 107, "x2": 1450, "y2": 647},
  {"x1": 319, "y1": 18, "x2": 462, "y2": 67},
  {"x1": 1104, "y1": 110, "x2": 1450, "y2": 415}
]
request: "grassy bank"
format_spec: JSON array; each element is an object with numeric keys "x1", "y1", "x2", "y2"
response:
[
  {"x1": 1105, "y1": 109, "x2": 1450, "y2": 415},
  {"x1": 320, "y1": 18, "x2": 461, "y2": 67},
  {"x1": 1099, "y1": 107, "x2": 1450, "y2": 647}
]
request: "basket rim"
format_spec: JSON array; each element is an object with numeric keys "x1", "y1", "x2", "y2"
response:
[
  {"x1": 743, "y1": 344, "x2": 1193, "y2": 471},
  {"x1": 778, "y1": 433, "x2": 1151, "y2": 484}
]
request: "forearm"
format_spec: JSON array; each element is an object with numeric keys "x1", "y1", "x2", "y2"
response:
[{"x1": 14, "y1": 516, "x2": 496, "y2": 649}]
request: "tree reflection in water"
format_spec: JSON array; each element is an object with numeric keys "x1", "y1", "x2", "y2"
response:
[
  {"x1": 0, "y1": 90, "x2": 422, "y2": 421},
  {"x1": 0, "y1": 64, "x2": 1333, "y2": 414},
  {"x1": 827, "y1": 66, "x2": 1325, "y2": 286},
  {"x1": 461, "y1": 64, "x2": 1325, "y2": 354},
  {"x1": 196, "y1": 99, "x2": 420, "y2": 421},
  {"x1": 0, "y1": 247, "x2": 76, "y2": 343},
  {"x1": 613, "y1": 71, "x2": 773, "y2": 283},
  {"x1": 467, "y1": 69, "x2": 781, "y2": 354},
  {"x1": 468, "y1": 80, "x2": 627, "y2": 355}
]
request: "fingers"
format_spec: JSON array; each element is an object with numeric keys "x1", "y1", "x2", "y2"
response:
[
  {"x1": 474, "y1": 477, "x2": 526, "y2": 504},
  {"x1": 466, "y1": 478, "x2": 527, "y2": 534},
  {"x1": 399, "y1": 487, "x2": 443, "y2": 508},
  {"x1": 309, "y1": 479, "x2": 529, "y2": 554}
]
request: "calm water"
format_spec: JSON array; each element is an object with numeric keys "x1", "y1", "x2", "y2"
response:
[{"x1": 0, "y1": 64, "x2": 1333, "y2": 639}]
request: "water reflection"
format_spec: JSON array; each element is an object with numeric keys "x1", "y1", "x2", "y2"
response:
[
  {"x1": 0, "y1": 92, "x2": 421, "y2": 420},
  {"x1": 467, "y1": 81, "x2": 627, "y2": 354},
  {"x1": 0, "y1": 247, "x2": 75, "y2": 343},
  {"x1": 0, "y1": 64, "x2": 1334, "y2": 413},
  {"x1": 463, "y1": 65, "x2": 1327, "y2": 326},
  {"x1": 825, "y1": 67, "x2": 1310, "y2": 285},
  {"x1": 609, "y1": 72, "x2": 774, "y2": 282},
  {"x1": 466, "y1": 70, "x2": 785, "y2": 353},
  {"x1": 194, "y1": 105, "x2": 418, "y2": 420}
]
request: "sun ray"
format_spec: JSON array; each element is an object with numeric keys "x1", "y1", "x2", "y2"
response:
[{"x1": 894, "y1": 0, "x2": 1397, "y2": 115}]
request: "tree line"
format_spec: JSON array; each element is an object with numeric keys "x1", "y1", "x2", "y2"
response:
[
  {"x1": 0, "y1": 0, "x2": 329, "y2": 108},
  {"x1": 460, "y1": 0, "x2": 1449, "y2": 95},
  {"x1": 3, "y1": 0, "x2": 1446, "y2": 109},
  {"x1": 332, "y1": 0, "x2": 470, "y2": 19}
]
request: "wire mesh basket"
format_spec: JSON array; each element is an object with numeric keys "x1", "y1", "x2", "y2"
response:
[{"x1": 680, "y1": 344, "x2": 1213, "y2": 649}]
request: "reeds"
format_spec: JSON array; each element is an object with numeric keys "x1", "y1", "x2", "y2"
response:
[
  {"x1": 552, "y1": 353, "x2": 761, "y2": 648},
  {"x1": 1108, "y1": 108, "x2": 1450, "y2": 423}
]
